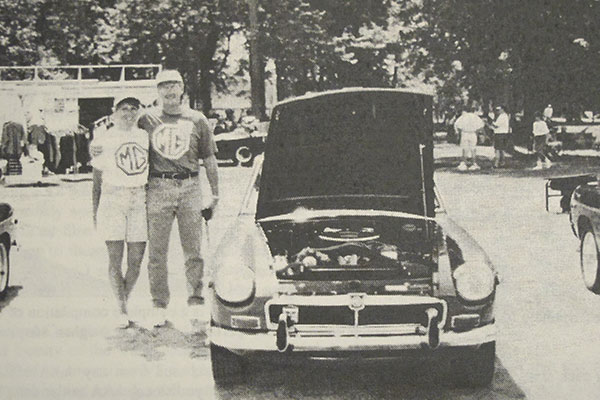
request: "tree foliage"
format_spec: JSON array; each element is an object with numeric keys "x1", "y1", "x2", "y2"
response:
[
  {"x1": 258, "y1": 0, "x2": 395, "y2": 99},
  {"x1": 396, "y1": 0, "x2": 600, "y2": 124},
  {"x1": 0, "y1": 0, "x2": 43, "y2": 66},
  {"x1": 112, "y1": 0, "x2": 244, "y2": 111}
]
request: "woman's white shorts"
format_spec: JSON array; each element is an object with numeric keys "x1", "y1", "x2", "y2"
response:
[{"x1": 97, "y1": 185, "x2": 147, "y2": 242}]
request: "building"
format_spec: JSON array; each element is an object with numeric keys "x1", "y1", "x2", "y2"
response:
[{"x1": 0, "y1": 64, "x2": 161, "y2": 132}]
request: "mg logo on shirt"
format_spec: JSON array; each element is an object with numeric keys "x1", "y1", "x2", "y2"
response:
[
  {"x1": 152, "y1": 121, "x2": 192, "y2": 160},
  {"x1": 115, "y1": 142, "x2": 148, "y2": 175}
]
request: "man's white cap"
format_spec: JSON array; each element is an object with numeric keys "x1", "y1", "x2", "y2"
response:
[
  {"x1": 113, "y1": 95, "x2": 141, "y2": 109},
  {"x1": 156, "y1": 69, "x2": 184, "y2": 85}
]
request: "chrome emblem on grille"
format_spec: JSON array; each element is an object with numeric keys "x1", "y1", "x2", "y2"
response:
[{"x1": 348, "y1": 293, "x2": 366, "y2": 311}]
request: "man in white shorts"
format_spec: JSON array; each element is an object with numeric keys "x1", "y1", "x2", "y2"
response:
[
  {"x1": 91, "y1": 95, "x2": 149, "y2": 328},
  {"x1": 454, "y1": 106, "x2": 485, "y2": 171}
]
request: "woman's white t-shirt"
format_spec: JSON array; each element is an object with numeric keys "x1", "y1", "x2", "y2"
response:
[{"x1": 91, "y1": 126, "x2": 149, "y2": 187}]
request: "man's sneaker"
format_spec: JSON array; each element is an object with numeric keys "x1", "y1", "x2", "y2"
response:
[
  {"x1": 150, "y1": 307, "x2": 167, "y2": 328},
  {"x1": 468, "y1": 163, "x2": 480, "y2": 171},
  {"x1": 533, "y1": 161, "x2": 543, "y2": 170},
  {"x1": 188, "y1": 304, "x2": 210, "y2": 333},
  {"x1": 457, "y1": 162, "x2": 468, "y2": 171},
  {"x1": 544, "y1": 160, "x2": 553, "y2": 169}
]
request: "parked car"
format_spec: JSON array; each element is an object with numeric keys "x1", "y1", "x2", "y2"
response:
[
  {"x1": 0, "y1": 202, "x2": 17, "y2": 298},
  {"x1": 214, "y1": 128, "x2": 266, "y2": 167},
  {"x1": 569, "y1": 178, "x2": 600, "y2": 292},
  {"x1": 209, "y1": 88, "x2": 499, "y2": 387}
]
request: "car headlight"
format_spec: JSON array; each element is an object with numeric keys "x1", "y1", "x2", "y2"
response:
[
  {"x1": 214, "y1": 265, "x2": 255, "y2": 304},
  {"x1": 453, "y1": 262, "x2": 495, "y2": 302}
]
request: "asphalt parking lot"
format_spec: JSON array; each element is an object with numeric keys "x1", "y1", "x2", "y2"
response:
[{"x1": 2, "y1": 149, "x2": 600, "y2": 399}]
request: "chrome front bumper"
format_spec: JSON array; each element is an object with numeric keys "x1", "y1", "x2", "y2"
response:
[{"x1": 210, "y1": 323, "x2": 496, "y2": 353}]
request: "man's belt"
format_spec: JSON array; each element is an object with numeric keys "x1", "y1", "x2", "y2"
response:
[{"x1": 150, "y1": 171, "x2": 199, "y2": 179}]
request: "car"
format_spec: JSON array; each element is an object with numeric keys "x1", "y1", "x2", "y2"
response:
[
  {"x1": 214, "y1": 127, "x2": 266, "y2": 167},
  {"x1": 0, "y1": 202, "x2": 17, "y2": 298},
  {"x1": 569, "y1": 177, "x2": 600, "y2": 293},
  {"x1": 208, "y1": 88, "x2": 499, "y2": 387}
]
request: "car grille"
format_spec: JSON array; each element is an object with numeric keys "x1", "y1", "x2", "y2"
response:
[{"x1": 266, "y1": 295, "x2": 446, "y2": 330}]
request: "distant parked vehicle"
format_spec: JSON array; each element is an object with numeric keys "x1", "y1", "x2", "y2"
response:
[
  {"x1": 214, "y1": 127, "x2": 266, "y2": 167},
  {"x1": 0, "y1": 202, "x2": 17, "y2": 298}
]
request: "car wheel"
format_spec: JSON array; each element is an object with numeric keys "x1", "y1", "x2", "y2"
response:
[
  {"x1": 0, "y1": 240, "x2": 10, "y2": 299},
  {"x1": 452, "y1": 341, "x2": 495, "y2": 387},
  {"x1": 210, "y1": 344, "x2": 247, "y2": 386},
  {"x1": 580, "y1": 228, "x2": 600, "y2": 294},
  {"x1": 235, "y1": 146, "x2": 254, "y2": 167}
]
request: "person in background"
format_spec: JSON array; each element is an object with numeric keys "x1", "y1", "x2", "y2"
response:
[
  {"x1": 138, "y1": 69, "x2": 219, "y2": 330},
  {"x1": 91, "y1": 95, "x2": 149, "y2": 328},
  {"x1": 532, "y1": 111, "x2": 552, "y2": 170},
  {"x1": 224, "y1": 108, "x2": 237, "y2": 132},
  {"x1": 454, "y1": 105, "x2": 485, "y2": 171},
  {"x1": 491, "y1": 105, "x2": 510, "y2": 168},
  {"x1": 543, "y1": 104, "x2": 553, "y2": 122}
]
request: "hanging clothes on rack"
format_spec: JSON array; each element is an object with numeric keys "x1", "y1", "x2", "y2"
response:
[{"x1": 1, "y1": 121, "x2": 26, "y2": 175}]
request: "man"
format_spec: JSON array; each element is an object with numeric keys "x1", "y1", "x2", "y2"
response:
[
  {"x1": 138, "y1": 70, "x2": 219, "y2": 329},
  {"x1": 543, "y1": 104, "x2": 553, "y2": 121},
  {"x1": 491, "y1": 105, "x2": 510, "y2": 168},
  {"x1": 453, "y1": 105, "x2": 485, "y2": 171}
]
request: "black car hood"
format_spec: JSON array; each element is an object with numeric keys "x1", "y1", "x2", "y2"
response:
[{"x1": 256, "y1": 89, "x2": 434, "y2": 220}]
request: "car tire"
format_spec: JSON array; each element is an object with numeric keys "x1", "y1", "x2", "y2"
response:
[
  {"x1": 452, "y1": 341, "x2": 495, "y2": 387},
  {"x1": 580, "y1": 228, "x2": 600, "y2": 294},
  {"x1": 210, "y1": 344, "x2": 247, "y2": 386},
  {"x1": 234, "y1": 146, "x2": 254, "y2": 167},
  {"x1": 0, "y1": 240, "x2": 10, "y2": 299}
]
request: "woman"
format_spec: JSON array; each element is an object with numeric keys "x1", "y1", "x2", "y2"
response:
[{"x1": 91, "y1": 95, "x2": 149, "y2": 328}]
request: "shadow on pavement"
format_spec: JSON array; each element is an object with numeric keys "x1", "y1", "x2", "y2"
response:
[
  {"x1": 214, "y1": 357, "x2": 526, "y2": 400},
  {"x1": 106, "y1": 322, "x2": 208, "y2": 361},
  {"x1": 4, "y1": 182, "x2": 59, "y2": 188},
  {"x1": 0, "y1": 285, "x2": 23, "y2": 312}
]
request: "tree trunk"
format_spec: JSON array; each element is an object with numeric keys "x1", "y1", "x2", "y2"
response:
[
  {"x1": 247, "y1": 0, "x2": 267, "y2": 120},
  {"x1": 197, "y1": 24, "x2": 220, "y2": 114},
  {"x1": 275, "y1": 60, "x2": 288, "y2": 101}
]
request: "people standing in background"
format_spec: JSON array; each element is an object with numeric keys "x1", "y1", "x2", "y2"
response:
[
  {"x1": 532, "y1": 111, "x2": 552, "y2": 170},
  {"x1": 91, "y1": 95, "x2": 149, "y2": 328},
  {"x1": 454, "y1": 105, "x2": 485, "y2": 171},
  {"x1": 491, "y1": 105, "x2": 510, "y2": 168},
  {"x1": 138, "y1": 69, "x2": 219, "y2": 330},
  {"x1": 543, "y1": 104, "x2": 554, "y2": 122}
]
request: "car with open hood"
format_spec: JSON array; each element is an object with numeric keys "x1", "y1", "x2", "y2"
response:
[{"x1": 208, "y1": 88, "x2": 498, "y2": 387}]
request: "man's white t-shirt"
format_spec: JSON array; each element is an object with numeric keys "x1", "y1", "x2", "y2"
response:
[
  {"x1": 454, "y1": 112, "x2": 484, "y2": 133},
  {"x1": 493, "y1": 113, "x2": 510, "y2": 134},
  {"x1": 91, "y1": 126, "x2": 149, "y2": 187},
  {"x1": 533, "y1": 120, "x2": 549, "y2": 137}
]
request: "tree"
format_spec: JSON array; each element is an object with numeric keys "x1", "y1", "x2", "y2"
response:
[
  {"x1": 396, "y1": 0, "x2": 600, "y2": 142},
  {"x1": 36, "y1": 0, "x2": 119, "y2": 65},
  {"x1": 258, "y1": 0, "x2": 393, "y2": 100},
  {"x1": 0, "y1": 0, "x2": 43, "y2": 68},
  {"x1": 113, "y1": 0, "x2": 244, "y2": 112}
]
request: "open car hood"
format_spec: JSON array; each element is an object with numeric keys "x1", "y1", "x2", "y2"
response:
[{"x1": 256, "y1": 89, "x2": 434, "y2": 220}]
